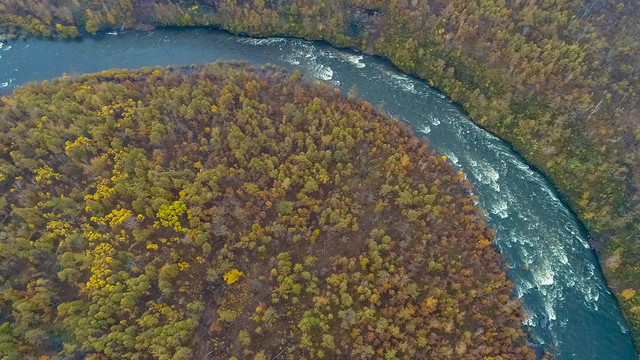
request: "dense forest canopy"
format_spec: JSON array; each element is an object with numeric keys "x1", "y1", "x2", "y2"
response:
[
  {"x1": 0, "y1": 63, "x2": 533, "y2": 359},
  {"x1": 1, "y1": 0, "x2": 640, "y2": 344}
]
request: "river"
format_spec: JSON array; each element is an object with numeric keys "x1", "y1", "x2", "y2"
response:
[{"x1": 0, "y1": 28, "x2": 634, "y2": 359}]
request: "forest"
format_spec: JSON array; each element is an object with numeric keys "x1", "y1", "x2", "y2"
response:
[
  {"x1": 1, "y1": 0, "x2": 640, "y2": 344},
  {"x1": 0, "y1": 63, "x2": 534, "y2": 359}
]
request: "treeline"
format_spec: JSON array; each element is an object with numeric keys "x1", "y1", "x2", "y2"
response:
[
  {"x1": 1, "y1": 0, "x2": 640, "y2": 342},
  {"x1": 0, "y1": 63, "x2": 533, "y2": 359}
]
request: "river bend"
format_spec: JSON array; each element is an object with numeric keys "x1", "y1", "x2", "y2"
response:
[{"x1": 0, "y1": 28, "x2": 634, "y2": 359}]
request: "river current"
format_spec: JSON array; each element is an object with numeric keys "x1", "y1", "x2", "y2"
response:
[{"x1": 0, "y1": 28, "x2": 635, "y2": 359}]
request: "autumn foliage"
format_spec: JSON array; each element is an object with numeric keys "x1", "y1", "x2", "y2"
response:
[
  {"x1": 1, "y1": 2, "x2": 640, "y2": 338},
  {"x1": 0, "y1": 63, "x2": 533, "y2": 359}
]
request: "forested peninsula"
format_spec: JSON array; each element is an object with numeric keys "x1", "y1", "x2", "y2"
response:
[
  {"x1": 0, "y1": 63, "x2": 534, "y2": 359},
  {"x1": 1, "y1": 0, "x2": 640, "y2": 344}
]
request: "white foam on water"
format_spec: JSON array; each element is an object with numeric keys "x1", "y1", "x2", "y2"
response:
[
  {"x1": 515, "y1": 278, "x2": 535, "y2": 298},
  {"x1": 522, "y1": 311, "x2": 536, "y2": 326},
  {"x1": 419, "y1": 124, "x2": 431, "y2": 134},
  {"x1": 239, "y1": 37, "x2": 285, "y2": 46},
  {"x1": 510, "y1": 232, "x2": 530, "y2": 246},
  {"x1": 284, "y1": 57, "x2": 300, "y2": 66},
  {"x1": 469, "y1": 158, "x2": 501, "y2": 192},
  {"x1": 512, "y1": 157, "x2": 537, "y2": 178},
  {"x1": 533, "y1": 261, "x2": 555, "y2": 287},
  {"x1": 559, "y1": 317, "x2": 568, "y2": 328},
  {"x1": 562, "y1": 224, "x2": 578, "y2": 237},
  {"x1": 385, "y1": 71, "x2": 420, "y2": 94},
  {"x1": 425, "y1": 87, "x2": 447, "y2": 99},
  {"x1": 476, "y1": 128, "x2": 503, "y2": 145},
  {"x1": 519, "y1": 246, "x2": 534, "y2": 267},
  {"x1": 579, "y1": 238, "x2": 590, "y2": 248},
  {"x1": 504, "y1": 218, "x2": 612, "y2": 342},
  {"x1": 516, "y1": 212, "x2": 531, "y2": 221},
  {"x1": 540, "y1": 184, "x2": 561, "y2": 203},
  {"x1": 0, "y1": 82, "x2": 7, "y2": 88},
  {"x1": 557, "y1": 248, "x2": 568, "y2": 265},
  {"x1": 584, "y1": 286, "x2": 600, "y2": 308},
  {"x1": 287, "y1": 43, "x2": 335, "y2": 81},
  {"x1": 490, "y1": 199, "x2": 509, "y2": 218},
  {"x1": 618, "y1": 320, "x2": 629, "y2": 333},
  {"x1": 545, "y1": 300, "x2": 557, "y2": 321},
  {"x1": 467, "y1": 158, "x2": 477, "y2": 169},
  {"x1": 559, "y1": 224, "x2": 589, "y2": 250},
  {"x1": 533, "y1": 238, "x2": 571, "y2": 266},
  {"x1": 565, "y1": 276, "x2": 576, "y2": 288},
  {"x1": 312, "y1": 65, "x2": 334, "y2": 80},
  {"x1": 341, "y1": 53, "x2": 366, "y2": 68},
  {"x1": 523, "y1": 255, "x2": 559, "y2": 324},
  {"x1": 587, "y1": 262, "x2": 595, "y2": 277},
  {"x1": 444, "y1": 152, "x2": 459, "y2": 166}
]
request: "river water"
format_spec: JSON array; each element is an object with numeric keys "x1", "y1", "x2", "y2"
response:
[{"x1": 0, "y1": 28, "x2": 634, "y2": 359}]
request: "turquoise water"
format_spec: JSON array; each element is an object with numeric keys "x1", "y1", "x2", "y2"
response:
[{"x1": 0, "y1": 28, "x2": 635, "y2": 359}]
